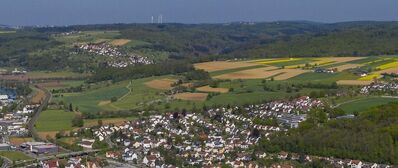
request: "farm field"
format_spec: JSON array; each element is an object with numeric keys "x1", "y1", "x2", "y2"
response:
[
  {"x1": 196, "y1": 85, "x2": 229, "y2": 93},
  {"x1": 330, "y1": 64, "x2": 361, "y2": 72},
  {"x1": 194, "y1": 61, "x2": 259, "y2": 72},
  {"x1": 0, "y1": 151, "x2": 31, "y2": 161},
  {"x1": 30, "y1": 87, "x2": 46, "y2": 104},
  {"x1": 45, "y1": 56, "x2": 398, "y2": 115},
  {"x1": 110, "y1": 39, "x2": 131, "y2": 46},
  {"x1": 338, "y1": 97, "x2": 398, "y2": 113},
  {"x1": 37, "y1": 80, "x2": 84, "y2": 90},
  {"x1": 174, "y1": 92, "x2": 208, "y2": 101},
  {"x1": 84, "y1": 117, "x2": 135, "y2": 127},
  {"x1": 9, "y1": 137, "x2": 33, "y2": 146},
  {"x1": 336, "y1": 80, "x2": 372, "y2": 86},
  {"x1": 36, "y1": 109, "x2": 75, "y2": 132},
  {"x1": 54, "y1": 80, "x2": 130, "y2": 113},
  {"x1": 144, "y1": 78, "x2": 176, "y2": 90},
  {"x1": 375, "y1": 60, "x2": 398, "y2": 70},
  {"x1": 213, "y1": 66, "x2": 280, "y2": 79}
]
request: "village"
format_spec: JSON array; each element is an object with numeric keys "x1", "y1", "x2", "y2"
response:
[
  {"x1": 77, "y1": 43, "x2": 153, "y2": 68},
  {"x1": 81, "y1": 96, "x2": 392, "y2": 168}
]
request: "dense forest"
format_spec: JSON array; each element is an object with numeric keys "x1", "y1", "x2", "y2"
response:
[
  {"x1": 258, "y1": 103, "x2": 398, "y2": 164},
  {"x1": 2, "y1": 21, "x2": 398, "y2": 71}
]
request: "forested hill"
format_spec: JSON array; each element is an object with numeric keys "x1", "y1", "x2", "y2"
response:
[
  {"x1": 1, "y1": 21, "x2": 398, "y2": 70},
  {"x1": 231, "y1": 21, "x2": 398, "y2": 58}
]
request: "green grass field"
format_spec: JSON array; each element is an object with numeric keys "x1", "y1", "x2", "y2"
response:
[
  {"x1": 27, "y1": 71, "x2": 88, "y2": 79},
  {"x1": 54, "y1": 76, "x2": 176, "y2": 114},
  {"x1": 36, "y1": 109, "x2": 75, "y2": 132},
  {"x1": 101, "y1": 77, "x2": 167, "y2": 111},
  {"x1": 0, "y1": 151, "x2": 31, "y2": 161},
  {"x1": 338, "y1": 97, "x2": 398, "y2": 113},
  {"x1": 45, "y1": 80, "x2": 85, "y2": 90},
  {"x1": 56, "y1": 81, "x2": 129, "y2": 113},
  {"x1": 288, "y1": 71, "x2": 358, "y2": 83}
]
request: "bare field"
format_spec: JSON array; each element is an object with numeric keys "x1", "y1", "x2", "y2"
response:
[
  {"x1": 214, "y1": 66, "x2": 279, "y2": 79},
  {"x1": 196, "y1": 85, "x2": 229, "y2": 93},
  {"x1": 194, "y1": 61, "x2": 259, "y2": 72},
  {"x1": 144, "y1": 78, "x2": 176, "y2": 90},
  {"x1": 331, "y1": 64, "x2": 361, "y2": 72},
  {"x1": 174, "y1": 92, "x2": 208, "y2": 101},
  {"x1": 328, "y1": 57, "x2": 365, "y2": 63},
  {"x1": 110, "y1": 39, "x2": 131, "y2": 46},
  {"x1": 31, "y1": 88, "x2": 46, "y2": 104},
  {"x1": 84, "y1": 118, "x2": 129, "y2": 127},
  {"x1": 272, "y1": 69, "x2": 309, "y2": 80},
  {"x1": 336, "y1": 80, "x2": 373, "y2": 86},
  {"x1": 9, "y1": 137, "x2": 33, "y2": 146}
]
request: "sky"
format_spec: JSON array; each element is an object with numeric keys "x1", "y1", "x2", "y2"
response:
[{"x1": 1, "y1": 0, "x2": 398, "y2": 26}]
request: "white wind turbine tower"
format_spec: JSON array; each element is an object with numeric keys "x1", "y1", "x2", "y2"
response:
[
  {"x1": 158, "y1": 14, "x2": 163, "y2": 24},
  {"x1": 151, "y1": 16, "x2": 154, "y2": 24}
]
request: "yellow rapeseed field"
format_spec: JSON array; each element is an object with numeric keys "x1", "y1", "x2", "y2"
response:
[
  {"x1": 358, "y1": 74, "x2": 381, "y2": 81},
  {"x1": 376, "y1": 61, "x2": 398, "y2": 70}
]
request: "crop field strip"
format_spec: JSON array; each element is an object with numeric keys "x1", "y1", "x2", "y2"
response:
[
  {"x1": 144, "y1": 78, "x2": 177, "y2": 90},
  {"x1": 196, "y1": 85, "x2": 229, "y2": 93},
  {"x1": 194, "y1": 61, "x2": 259, "y2": 72},
  {"x1": 174, "y1": 92, "x2": 208, "y2": 101}
]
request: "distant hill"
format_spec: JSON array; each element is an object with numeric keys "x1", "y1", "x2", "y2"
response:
[
  {"x1": 2, "y1": 21, "x2": 398, "y2": 71},
  {"x1": 228, "y1": 21, "x2": 398, "y2": 58}
]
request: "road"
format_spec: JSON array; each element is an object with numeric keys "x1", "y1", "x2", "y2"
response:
[{"x1": 27, "y1": 85, "x2": 51, "y2": 141}]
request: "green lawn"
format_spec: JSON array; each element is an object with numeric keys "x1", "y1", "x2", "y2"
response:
[
  {"x1": 338, "y1": 97, "x2": 398, "y2": 113},
  {"x1": 36, "y1": 109, "x2": 75, "y2": 132},
  {"x1": 0, "y1": 151, "x2": 31, "y2": 161}
]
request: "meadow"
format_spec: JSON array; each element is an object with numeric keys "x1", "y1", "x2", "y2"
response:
[
  {"x1": 338, "y1": 97, "x2": 398, "y2": 113},
  {"x1": 0, "y1": 151, "x2": 31, "y2": 161},
  {"x1": 36, "y1": 109, "x2": 75, "y2": 132}
]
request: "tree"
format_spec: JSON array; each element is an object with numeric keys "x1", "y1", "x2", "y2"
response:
[
  {"x1": 69, "y1": 103, "x2": 73, "y2": 112},
  {"x1": 97, "y1": 119, "x2": 103, "y2": 126},
  {"x1": 110, "y1": 96, "x2": 118, "y2": 102},
  {"x1": 72, "y1": 115, "x2": 84, "y2": 127}
]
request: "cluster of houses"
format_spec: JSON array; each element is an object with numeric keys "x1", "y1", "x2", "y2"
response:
[
  {"x1": 360, "y1": 82, "x2": 398, "y2": 94},
  {"x1": 270, "y1": 151, "x2": 393, "y2": 168},
  {"x1": 243, "y1": 96, "x2": 323, "y2": 128},
  {"x1": 40, "y1": 157, "x2": 102, "y2": 168},
  {"x1": 314, "y1": 68, "x2": 336, "y2": 73},
  {"x1": 91, "y1": 97, "x2": 324, "y2": 167},
  {"x1": 0, "y1": 104, "x2": 37, "y2": 137},
  {"x1": 77, "y1": 43, "x2": 153, "y2": 68}
]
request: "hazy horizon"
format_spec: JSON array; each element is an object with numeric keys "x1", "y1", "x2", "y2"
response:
[{"x1": 1, "y1": 0, "x2": 398, "y2": 26}]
